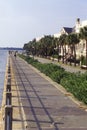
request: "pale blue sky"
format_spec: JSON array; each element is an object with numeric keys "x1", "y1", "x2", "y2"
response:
[{"x1": 0, "y1": 0, "x2": 87, "y2": 47}]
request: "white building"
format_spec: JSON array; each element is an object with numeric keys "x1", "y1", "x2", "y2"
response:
[
  {"x1": 54, "y1": 18, "x2": 87, "y2": 58},
  {"x1": 75, "y1": 18, "x2": 87, "y2": 57},
  {"x1": 75, "y1": 18, "x2": 87, "y2": 33},
  {"x1": 54, "y1": 18, "x2": 87, "y2": 37}
]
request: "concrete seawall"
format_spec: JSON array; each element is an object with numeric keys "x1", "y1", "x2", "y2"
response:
[
  {"x1": 0, "y1": 54, "x2": 26, "y2": 130},
  {"x1": 0, "y1": 55, "x2": 12, "y2": 130}
]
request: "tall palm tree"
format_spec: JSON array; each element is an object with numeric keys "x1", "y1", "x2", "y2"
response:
[
  {"x1": 51, "y1": 37, "x2": 58, "y2": 60},
  {"x1": 79, "y1": 26, "x2": 87, "y2": 66},
  {"x1": 55, "y1": 38, "x2": 60, "y2": 62},
  {"x1": 31, "y1": 38, "x2": 37, "y2": 55},
  {"x1": 59, "y1": 34, "x2": 67, "y2": 63},
  {"x1": 40, "y1": 35, "x2": 54, "y2": 57},
  {"x1": 23, "y1": 43, "x2": 29, "y2": 52},
  {"x1": 66, "y1": 33, "x2": 79, "y2": 66}
]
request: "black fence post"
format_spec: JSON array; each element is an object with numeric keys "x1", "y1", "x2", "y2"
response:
[
  {"x1": 4, "y1": 105, "x2": 13, "y2": 130},
  {"x1": 6, "y1": 92, "x2": 12, "y2": 105}
]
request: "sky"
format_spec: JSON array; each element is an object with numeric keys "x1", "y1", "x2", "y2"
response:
[{"x1": 0, "y1": 0, "x2": 87, "y2": 48}]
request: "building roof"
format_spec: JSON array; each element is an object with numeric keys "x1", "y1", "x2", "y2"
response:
[
  {"x1": 54, "y1": 19, "x2": 87, "y2": 38},
  {"x1": 63, "y1": 27, "x2": 73, "y2": 34}
]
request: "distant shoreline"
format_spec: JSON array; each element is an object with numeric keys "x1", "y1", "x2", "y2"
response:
[{"x1": 0, "y1": 47, "x2": 23, "y2": 50}]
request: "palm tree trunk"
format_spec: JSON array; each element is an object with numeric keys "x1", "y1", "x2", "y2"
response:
[
  {"x1": 64, "y1": 45, "x2": 67, "y2": 64},
  {"x1": 73, "y1": 45, "x2": 76, "y2": 66},
  {"x1": 57, "y1": 45, "x2": 60, "y2": 62},
  {"x1": 86, "y1": 40, "x2": 87, "y2": 67},
  {"x1": 62, "y1": 45, "x2": 64, "y2": 63}
]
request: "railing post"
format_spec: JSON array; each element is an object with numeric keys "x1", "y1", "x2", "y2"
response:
[
  {"x1": 6, "y1": 92, "x2": 12, "y2": 105},
  {"x1": 8, "y1": 68, "x2": 11, "y2": 74},
  {"x1": 4, "y1": 105, "x2": 13, "y2": 130},
  {"x1": 6, "y1": 83, "x2": 11, "y2": 92},
  {"x1": 6, "y1": 76, "x2": 11, "y2": 92}
]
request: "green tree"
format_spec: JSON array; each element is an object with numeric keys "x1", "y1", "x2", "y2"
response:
[
  {"x1": 79, "y1": 26, "x2": 87, "y2": 66},
  {"x1": 40, "y1": 35, "x2": 54, "y2": 57},
  {"x1": 59, "y1": 34, "x2": 67, "y2": 63},
  {"x1": 66, "y1": 33, "x2": 79, "y2": 66}
]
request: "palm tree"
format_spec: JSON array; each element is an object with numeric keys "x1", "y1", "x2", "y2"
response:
[
  {"x1": 54, "y1": 38, "x2": 60, "y2": 62},
  {"x1": 51, "y1": 37, "x2": 57, "y2": 60},
  {"x1": 66, "y1": 33, "x2": 79, "y2": 66},
  {"x1": 31, "y1": 38, "x2": 37, "y2": 55},
  {"x1": 59, "y1": 34, "x2": 67, "y2": 63},
  {"x1": 79, "y1": 26, "x2": 87, "y2": 66},
  {"x1": 40, "y1": 35, "x2": 54, "y2": 57},
  {"x1": 23, "y1": 43, "x2": 29, "y2": 52},
  {"x1": 55, "y1": 38, "x2": 60, "y2": 62}
]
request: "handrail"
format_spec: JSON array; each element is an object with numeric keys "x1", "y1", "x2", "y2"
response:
[{"x1": 4, "y1": 57, "x2": 13, "y2": 130}]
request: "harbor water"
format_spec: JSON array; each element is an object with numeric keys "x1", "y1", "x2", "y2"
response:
[{"x1": 0, "y1": 49, "x2": 8, "y2": 106}]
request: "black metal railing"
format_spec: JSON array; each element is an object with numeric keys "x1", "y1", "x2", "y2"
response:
[{"x1": 4, "y1": 57, "x2": 13, "y2": 130}]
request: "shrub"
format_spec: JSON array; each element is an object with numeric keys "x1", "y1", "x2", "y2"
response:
[{"x1": 50, "y1": 70, "x2": 67, "y2": 83}]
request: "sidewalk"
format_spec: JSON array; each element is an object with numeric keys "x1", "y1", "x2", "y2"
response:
[
  {"x1": 11, "y1": 56, "x2": 27, "y2": 130},
  {"x1": 9, "y1": 55, "x2": 87, "y2": 130},
  {"x1": 0, "y1": 110, "x2": 3, "y2": 130},
  {"x1": 1, "y1": 55, "x2": 87, "y2": 130},
  {"x1": 34, "y1": 56, "x2": 86, "y2": 73}
]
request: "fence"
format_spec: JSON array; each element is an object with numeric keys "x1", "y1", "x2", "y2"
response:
[{"x1": 4, "y1": 57, "x2": 13, "y2": 130}]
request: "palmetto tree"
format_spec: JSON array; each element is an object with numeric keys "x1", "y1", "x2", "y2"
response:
[
  {"x1": 40, "y1": 35, "x2": 53, "y2": 57},
  {"x1": 66, "y1": 33, "x2": 79, "y2": 66},
  {"x1": 59, "y1": 34, "x2": 67, "y2": 63},
  {"x1": 79, "y1": 26, "x2": 87, "y2": 66},
  {"x1": 51, "y1": 37, "x2": 58, "y2": 60},
  {"x1": 54, "y1": 37, "x2": 60, "y2": 62}
]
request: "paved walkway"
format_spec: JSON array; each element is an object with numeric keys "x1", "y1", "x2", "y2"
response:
[
  {"x1": 0, "y1": 109, "x2": 3, "y2": 130},
  {"x1": 10, "y1": 55, "x2": 87, "y2": 130},
  {"x1": 34, "y1": 56, "x2": 86, "y2": 73}
]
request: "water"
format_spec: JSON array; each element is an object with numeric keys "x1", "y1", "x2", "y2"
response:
[{"x1": 0, "y1": 49, "x2": 8, "y2": 106}]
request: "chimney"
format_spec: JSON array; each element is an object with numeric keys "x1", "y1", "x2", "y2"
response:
[
  {"x1": 76, "y1": 18, "x2": 80, "y2": 24},
  {"x1": 75, "y1": 18, "x2": 81, "y2": 33}
]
